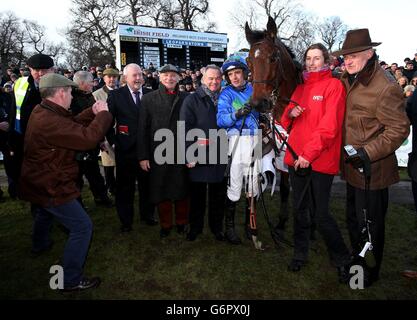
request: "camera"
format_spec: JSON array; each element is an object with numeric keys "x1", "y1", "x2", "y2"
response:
[{"x1": 75, "y1": 151, "x2": 93, "y2": 161}]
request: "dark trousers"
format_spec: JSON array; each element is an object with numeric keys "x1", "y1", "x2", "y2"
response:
[
  {"x1": 189, "y1": 180, "x2": 226, "y2": 235},
  {"x1": 346, "y1": 183, "x2": 389, "y2": 277},
  {"x1": 115, "y1": 156, "x2": 155, "y2": 228},
  {"x1": 32, "y1": 199, "x2": 93, "y2": 287},
  {"x1": 77, "y1": 160, "x2": 108, "y2": 200},
  {"x1": 104, "y1": 166, "x2": 116, "y2": 194},
  {"x1": 8, "y1": 136, "x2": 24, "y2": 198},
  {"x1": 0, "y1": 138, "x2": 17, "y2": 198},
  {"x1": 412, "y1": 180, "x2": 417, "y2": 213},
  {"x1": 158, "y1": 198, "x2": 189, "y2": 230},
  {"x1": 289, "y1": 168, "x2": 350, "y2": 266}
]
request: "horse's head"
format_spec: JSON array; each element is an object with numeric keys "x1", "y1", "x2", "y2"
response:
[{"x1": 245, "y1": 17, "x2": 301, "y2": 118}]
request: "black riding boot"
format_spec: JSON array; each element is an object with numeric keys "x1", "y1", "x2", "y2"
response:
[
  {"x1": 225, "y1": 198, "x2": 241, "y2": 245},
  {"x1": 277, "y1": 201, "x2": 289, "y2": 229}
]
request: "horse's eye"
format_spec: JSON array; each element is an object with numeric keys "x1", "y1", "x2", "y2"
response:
[{"x1": 269, "y1": 55, "x2": 279, "y2": 63}]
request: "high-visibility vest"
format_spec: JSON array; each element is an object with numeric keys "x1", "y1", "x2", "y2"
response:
[{"x1": 13, "y1": 76, "x2": 29, "y2": 134}]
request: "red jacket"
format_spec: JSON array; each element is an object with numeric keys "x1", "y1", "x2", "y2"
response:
[{"x1": 281, "y1": 69, "x2": 346, "y2": 175}]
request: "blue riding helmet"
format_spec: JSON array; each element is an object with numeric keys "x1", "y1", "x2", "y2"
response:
[{"x1": 221, "y1": 54, "x2": 249, "y2": 83}]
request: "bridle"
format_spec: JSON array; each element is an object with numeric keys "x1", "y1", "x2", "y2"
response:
[{"x1": 249, "y1": 39, "x2": 287, "y2": 107}]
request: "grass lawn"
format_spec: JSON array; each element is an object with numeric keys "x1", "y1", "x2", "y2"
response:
[{"x1": 1, "y1": 189, "x2": 417, "y2": 300}]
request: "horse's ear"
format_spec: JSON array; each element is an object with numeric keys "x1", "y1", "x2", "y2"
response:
[
  {"x1": 266, "y1": 16, "x2": 277, "y2": 39},
  {"x1": 245, "y1": 22, "x2": 255, "y2": 45}
]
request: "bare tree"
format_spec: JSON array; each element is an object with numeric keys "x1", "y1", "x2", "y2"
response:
[
  {"x1": 68, "y1": 0, "x2": 119, "y2": 58},
  {"x1": 0, "y1": 12, "x2": 27, "y2": 71},
  {"x1": 148, "y1": 0, "x2": 181, "y2": 28},
  {"x1": 317, "y1": 16, "x2": 347, "y2": 51},
  {"x1": 117, "y1": 0, "x2": 152, "y2": 25},
  {"x1": 288, "y1": 16, "x2": 317, "y2": 61},
  {"x1": 177, "y1": 0, "x2": 209, "y2": 30},
  {"x1": 229, "y1": 0, "x2": 316, "y2": 59},
  {"x1": 24, "y1": 20, "x2": 47, "y2": 54}
]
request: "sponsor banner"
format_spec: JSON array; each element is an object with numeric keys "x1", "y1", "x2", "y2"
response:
[
  {"x1": 163, "y1": 39, "x2": 207, "y2": 47},
  {"x1": 118, "y1": 24, "x2": 227, "y2": 44}
]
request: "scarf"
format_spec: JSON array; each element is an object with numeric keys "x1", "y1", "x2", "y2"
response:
[
  {"x1": 302, "y1": 65, "x2": 330, "y2": 81},
  {"x1": 200, "y1": 84, "x2": 220, "y2": 106}
]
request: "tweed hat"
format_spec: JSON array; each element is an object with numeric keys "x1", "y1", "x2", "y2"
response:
[
  {"x1": 103, "y1": 68, "x2": 120, "y2": 76},
  {"x1": 39, "y1": 73, "x2": 78, "y2": 89},
  {"x1": 159, "y1": 64, "x2": 180, "y2": 75}
]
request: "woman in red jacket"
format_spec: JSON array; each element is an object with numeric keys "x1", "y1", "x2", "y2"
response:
[{"x1": 280, "y1": 43, "x2": 351, "y2": 283}]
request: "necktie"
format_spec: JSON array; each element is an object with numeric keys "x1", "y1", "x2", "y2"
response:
[{"x1": 134, "y1": 91, "x2": 141, "y2": 107}]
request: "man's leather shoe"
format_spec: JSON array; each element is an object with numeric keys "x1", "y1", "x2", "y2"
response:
[
  {"x1": 95, "y1": 197, "x2": 113, "y2": 208},
  {"x1": 160, "y1": 228, "x2": 171, "y2": 238},
  {"x1": 186, "y1": 232, "x2": 198, "y2": 241},
  {"x1": 176, "y1": 224, "x2": 186, "y2": 234},
  {"x1": 401, "y1": 270, "x2": 417, "y2": 279},
  {"x1": 288, "y1": 259, "x2": 305, "y2": 272},
  {"x1": 60, "y1": 277, "x2": 101, "y2": 292},
  {"x1": 337, "y1": 264, "x2": 352, "y2": 284},
  {"x1": 142, "y1": 218, "x2": 158, "y2": 226},
  {"x1": 213, "y1": 232, "x2": 226, "y2": 241},
  {"x1": 120, "y1": 225, "x2": 132, "y2": 233}
]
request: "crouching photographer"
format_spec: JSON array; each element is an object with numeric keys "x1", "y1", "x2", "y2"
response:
[{"x1": 19, "y1": 73, "x2": 113, "y2": 292}]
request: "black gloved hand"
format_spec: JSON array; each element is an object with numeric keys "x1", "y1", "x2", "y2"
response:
[
  {"x1": 235, "y1": 105, "x2": 252, "y2": 119},
  {"x1": 345, "y1": 147, "x2": 370, "y2": 169}
]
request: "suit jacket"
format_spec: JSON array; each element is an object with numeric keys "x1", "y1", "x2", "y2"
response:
[{"x1": 107, "y1": 85, "x2": 151, "y2": 159}]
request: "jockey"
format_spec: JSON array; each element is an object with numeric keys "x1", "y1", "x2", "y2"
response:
[{"x1": 217, "y1": 54, "x2": 261, "y2": 245}]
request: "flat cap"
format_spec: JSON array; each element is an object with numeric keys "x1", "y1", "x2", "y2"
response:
[
  {"x1": 159, "y1": 64, "x2": 180, "y2": 74},
  {"x1": 103, "y1": 68, "x2": 120, "y2": 76},
  {"x1": 27, "y1": 53, "x2": 54, "y2": 69},
  {"x1": 39, "y1": 73, "x2": 78, "y2": 89}
]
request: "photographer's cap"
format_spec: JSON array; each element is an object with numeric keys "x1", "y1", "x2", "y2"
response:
[{"x1": 39, "y1": 73, "x2": 78, "y2": 89}]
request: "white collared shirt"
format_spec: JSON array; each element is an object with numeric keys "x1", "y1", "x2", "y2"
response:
[{"x1": 127, "y1": 85, "x2": 142, "y2": 104}]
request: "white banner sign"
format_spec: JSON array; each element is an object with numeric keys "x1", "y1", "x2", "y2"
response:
[
  {"x1": 144, "y1": 46, "x2": 160, "y2": 51},
  {"x1": 118, "y1": 24, "x2": 227, "y2": 45}
]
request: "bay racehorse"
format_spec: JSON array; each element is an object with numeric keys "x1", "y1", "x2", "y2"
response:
[{"x1": 245, "y1": 17, "x2": 302, "y2": 241}]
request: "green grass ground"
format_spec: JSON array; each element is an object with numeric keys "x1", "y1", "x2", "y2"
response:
[{"x1": 1, "y1": 190, "x2": 417, "y2": 300}]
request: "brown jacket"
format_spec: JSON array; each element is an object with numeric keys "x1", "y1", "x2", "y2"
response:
[
  {"x1": 20, "y1": 99, "x2": 113, "y2": 207},
  {"x1": 341, "y1": 60, "x2": 410, "y2": 189}
]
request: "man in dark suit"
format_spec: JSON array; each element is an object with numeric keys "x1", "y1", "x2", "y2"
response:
[{"x1": 107, "y1": 63, "x2": 156, "y2": 232}]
